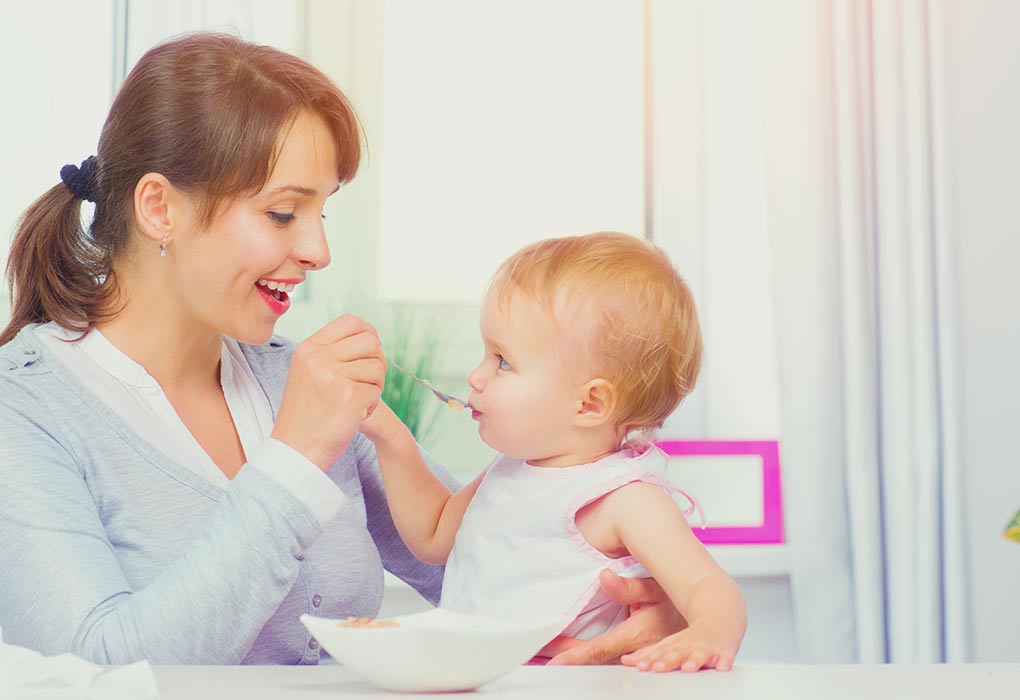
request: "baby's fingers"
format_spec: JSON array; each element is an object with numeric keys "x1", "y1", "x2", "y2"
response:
[
  {"x1": 623, "y1": 637, "x2": 731, "y2": 673},
  {"x1": 620, "y1": 638, "x2": 666, "y2": 669},
  {"x1": 715, "y1": 650, "x2": 735, "y2": 671},
  {"x1": 678, "y1": 647, "x2": 713, "y2": 673},
  {"x1": 621, "y1": 638, "x2": 685, "y2": 672}
]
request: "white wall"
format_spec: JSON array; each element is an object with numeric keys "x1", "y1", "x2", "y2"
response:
[
  {"x1": 939, "y1": 0, "x2": 1020, "y2": 663},
  {"x1": 378, "y1": 0, "x2": 645, "y2": 305},
  {"x1": 0, "y1": 2, "x2": 115, "y2": 322}
]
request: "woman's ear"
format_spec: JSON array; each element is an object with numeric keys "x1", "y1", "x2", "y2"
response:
[
  {"x1": 574, "y1": 378, "x2": 617, "y2": 428},
  {"x1": 133, "y1": 173, "x2": 183, "y2": 246}
]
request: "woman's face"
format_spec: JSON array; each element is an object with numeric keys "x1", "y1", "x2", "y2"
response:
[{"x1": 171, "y1": 111, "x2": 340, "y2": 345}]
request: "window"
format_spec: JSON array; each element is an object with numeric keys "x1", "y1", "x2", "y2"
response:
[{"x1": 0, "y1": 2, "x2": 116, "y2": 317}]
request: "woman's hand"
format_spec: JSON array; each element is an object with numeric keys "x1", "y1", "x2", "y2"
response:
[
  {"x1": 541, "y1": 569, "x2": 688, "y2": 666},
  {"x1": 271, "y1": 315, "x2": 386, "y2": 471}
]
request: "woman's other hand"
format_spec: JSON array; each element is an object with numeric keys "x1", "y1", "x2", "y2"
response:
[
  {"x1": 272, "y1": 315, "x2": 386, "y2": 471},
  {"x1": 541, "y1": 569, "x2": 688, "y2": 665}
]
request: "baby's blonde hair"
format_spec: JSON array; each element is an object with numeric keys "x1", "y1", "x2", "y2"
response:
[{"x1": 490, "y1": 232, "x2": 703, "y2": 433}]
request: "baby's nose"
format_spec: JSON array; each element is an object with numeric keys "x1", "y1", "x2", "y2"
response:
[{"x1": 466, "y1": 365, "x2": 485, "y2": 391}]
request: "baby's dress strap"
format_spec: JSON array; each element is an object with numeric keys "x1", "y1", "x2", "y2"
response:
[
  {"x1": 625, "y1": 444, "x2": 707, "y2": 529},
  {"x1": 640, "y1": 472, "x2": 707, "y2": 530}
]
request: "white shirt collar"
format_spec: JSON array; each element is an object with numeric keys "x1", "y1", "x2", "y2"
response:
[{"x1": 39, "y1": 323, "x2": 233, "y2": 390}]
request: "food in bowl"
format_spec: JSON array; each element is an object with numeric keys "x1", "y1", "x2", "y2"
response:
[{"x1": 336, "y1": 616, "x2": 399, "y2": 629}]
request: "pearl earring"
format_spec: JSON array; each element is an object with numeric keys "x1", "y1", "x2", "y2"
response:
[{"x1": 160, "y1": 234, "x2": 169, "y2": 257}]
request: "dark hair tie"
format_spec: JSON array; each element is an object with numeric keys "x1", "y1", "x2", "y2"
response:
[{"x1": 60, "y1": 156, "x2": 98, "y2": 202}]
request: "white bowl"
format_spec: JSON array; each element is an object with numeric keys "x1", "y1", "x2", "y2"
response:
[{"x1": 300, "y1": 608, "x2": 561, "y2": 692}]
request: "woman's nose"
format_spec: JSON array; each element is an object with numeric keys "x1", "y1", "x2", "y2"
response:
[{"x1": 296, "y1": 219, "x2": 331, "y2": 270}]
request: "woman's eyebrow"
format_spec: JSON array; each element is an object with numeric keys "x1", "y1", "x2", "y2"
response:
[
  {"x1": 265, "y1": 183, "x2": 342, "y2": 197},
  {"x1": 265, "y1": 185, "x2": 318, "y2": 197}
]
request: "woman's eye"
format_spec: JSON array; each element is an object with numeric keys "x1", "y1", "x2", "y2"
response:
[
  {"x1": 268, "y1": 211, "x2": 295, "y2": 225},
  {"x1": 497, "y1": 355, "x2": 512, "y2": 371}
]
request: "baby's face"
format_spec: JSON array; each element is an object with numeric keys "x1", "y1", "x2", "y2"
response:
[{"x1": 466, "y1": 288, "x2": 590, "y2": 466}]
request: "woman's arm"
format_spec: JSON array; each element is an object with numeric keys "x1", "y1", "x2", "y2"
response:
[
  {"x1": 358, "y1": 402, "x2": 484, "y2": 565},
  {"x1": 0, "y1": 398, "x2": 324, "y2": 664},
  {"x1": 0, "y1": 316, "x2": 392, "y2": 664}
]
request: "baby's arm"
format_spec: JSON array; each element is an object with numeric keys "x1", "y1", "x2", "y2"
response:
[
  {"x1": 602, "y1": 482, "x2": 747, "y2": 672},
  {"x1": 359, "y1": 402, "x2": 484, "y2": 565}
]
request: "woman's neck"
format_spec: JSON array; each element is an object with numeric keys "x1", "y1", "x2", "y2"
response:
[
  {"x1": 96, "y1": 308, "x2": 223, "y2": 392},
  {"x1": 99, "y1": 256, "x2": 225, "y2": 391}
]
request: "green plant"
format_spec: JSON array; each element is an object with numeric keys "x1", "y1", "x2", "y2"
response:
[{"x1": 380, "y1": 309, "x2": 444, "y2": 447}]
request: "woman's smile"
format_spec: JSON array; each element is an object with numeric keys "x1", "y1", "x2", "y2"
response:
[{"x1": 255, "y1": 277, "x2": 301, "y2": 316}]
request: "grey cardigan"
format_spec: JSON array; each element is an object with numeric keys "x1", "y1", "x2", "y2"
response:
[{"x1": 0, "y1": 325, "x2": 449, "y2": 664}]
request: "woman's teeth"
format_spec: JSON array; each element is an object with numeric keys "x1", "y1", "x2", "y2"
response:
[{"x1": 257, "y1": 279, "x2": 296, "y2": 293}]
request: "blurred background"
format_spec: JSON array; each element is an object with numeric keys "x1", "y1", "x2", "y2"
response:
[{"x1": 1, "y1": 0, "x2": 1017, "y2": 665}]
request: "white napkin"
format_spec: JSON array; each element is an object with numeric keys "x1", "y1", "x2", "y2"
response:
[{"x1": 0, "y1": 628, "x2": 159, "y2": 699}]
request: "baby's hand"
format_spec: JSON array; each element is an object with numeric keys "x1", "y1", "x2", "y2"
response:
[
  {"x1": 620, "y1": 620, "x2": 738, "y2": 673},
  {"x1": 358, "y1": 400, "x2": 405, "y2": 444}
]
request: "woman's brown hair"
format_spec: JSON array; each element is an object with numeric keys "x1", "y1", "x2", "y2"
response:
[{"x1": 1, "y1": 32, "x2": 361, "y2": 346}]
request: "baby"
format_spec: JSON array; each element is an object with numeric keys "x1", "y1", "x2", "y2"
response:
[{"x1": 360, "y1": 232, "x2": 746, "y2": 672}]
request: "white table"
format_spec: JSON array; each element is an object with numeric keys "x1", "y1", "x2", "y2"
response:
[{"x1": 151, "y1": 663, "x2": 1020, "y2": 699}]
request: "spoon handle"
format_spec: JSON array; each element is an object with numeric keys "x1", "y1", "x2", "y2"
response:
[{"x1": 390, "y1": 363, "x2": 472, "y2": 411}]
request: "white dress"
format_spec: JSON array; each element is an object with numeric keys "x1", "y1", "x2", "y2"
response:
[{"x1": 440, "y1": 444, "x2": 701, "y2": 639}]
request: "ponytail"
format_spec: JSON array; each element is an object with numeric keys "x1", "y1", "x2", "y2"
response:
[{"x1": 0, "y1": 183, "x2": 117, "y2": 346}]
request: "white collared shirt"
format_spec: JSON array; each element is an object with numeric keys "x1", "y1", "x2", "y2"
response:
[{"x1": 34, "y1": 321, "x2": 343, "y2": 526}]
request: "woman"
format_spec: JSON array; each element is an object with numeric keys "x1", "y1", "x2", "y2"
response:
[{"x1": 0, "y1": 32, "x2": 683, "y2": 665}]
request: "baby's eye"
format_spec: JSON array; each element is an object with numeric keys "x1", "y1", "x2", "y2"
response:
[
  {"x1": 268, "y1": 211, "x2": 295, "y2": 225},
  {"x1": 497, "y1": 355, "x2": 512, "y2": 371}
]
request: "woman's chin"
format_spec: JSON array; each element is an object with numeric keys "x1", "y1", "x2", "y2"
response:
[{"x1": 230, "y1": 323, "x2": 277, "y2": 347}]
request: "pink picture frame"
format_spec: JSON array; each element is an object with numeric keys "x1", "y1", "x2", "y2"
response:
[{"x1": 655, "y1": 440, "x2": 784, "y2": 545}]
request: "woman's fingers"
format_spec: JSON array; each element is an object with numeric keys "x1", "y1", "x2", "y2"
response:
[
  {"x1": 546, "y1": 570, "x2": 690, "y2": 667},
  {"x1": 598, "y1": 569, "x2": 666, "y2": 605},
  {"x1": 308, "y1": 313, "x2": 380, "y2": 346},
  {"x1": 322, "y1": 357, "x2": 387, "y2": 385},
  {"x1": 320, "y1": 330, "x2": 386, "y2": 365},
  {"x1": 545, "y1": 622, "x2": 642, "y2": 666},
  {"x1": 536, "y1": 635, "x2": 584, "y2": 660},
  {"x1": 272, "y1": 314, "x2": 390, "y2": 471}
]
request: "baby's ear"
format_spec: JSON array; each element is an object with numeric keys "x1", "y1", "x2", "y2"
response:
[{"x1": 574, "y1": 378, "x2": 617, "y2": 427}]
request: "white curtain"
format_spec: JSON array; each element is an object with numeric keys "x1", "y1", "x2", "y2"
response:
[{"x1": 761, "y1": 0, "x2": 968, "y2": 663}]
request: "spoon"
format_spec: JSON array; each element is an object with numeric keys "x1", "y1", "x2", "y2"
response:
[{"x1": 390, "y1": 362, "x2": 472, "y2": 412}]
